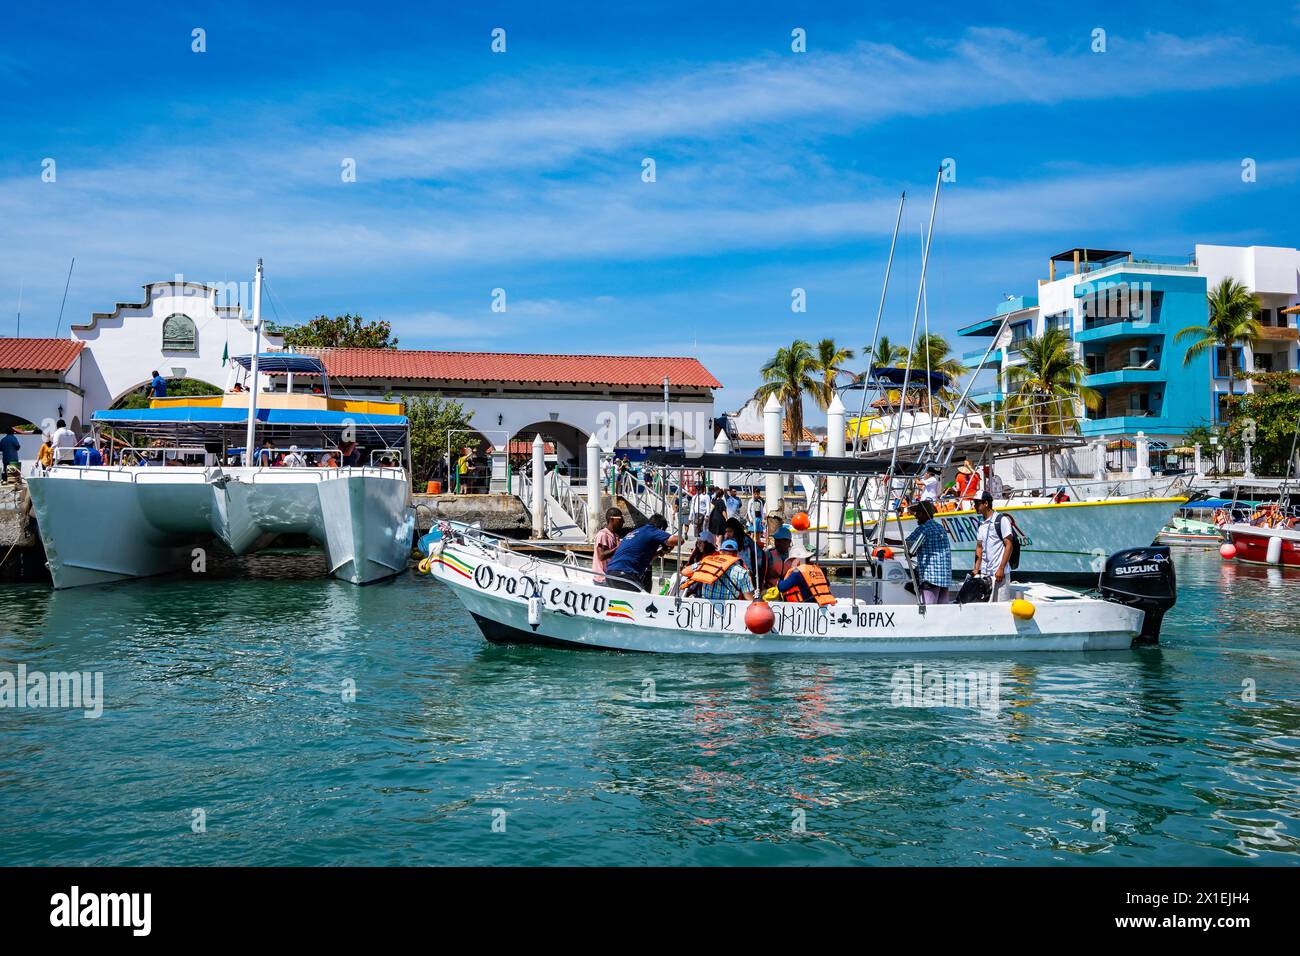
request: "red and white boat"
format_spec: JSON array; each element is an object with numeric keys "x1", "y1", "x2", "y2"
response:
[{"x1": 1225, "y1": 522, "x2": 1300, "y2": 567}]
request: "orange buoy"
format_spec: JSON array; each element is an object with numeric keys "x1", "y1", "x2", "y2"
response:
[
  {"x1": 791, "y1": 511, "x2": 811, "y2": 531},
  {"x1": 871, "y1": 546, "x2": 894, "y2": 560},
  {"x1": 744, "y1": 599, "x2": 776, "y2": 634}
]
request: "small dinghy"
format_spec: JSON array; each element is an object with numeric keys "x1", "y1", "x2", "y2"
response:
[{"x1": 420, "y1": 523, "x2": 1176, "y2": 655}]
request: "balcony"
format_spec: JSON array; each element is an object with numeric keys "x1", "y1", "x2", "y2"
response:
[
  {"x1": 970, "y1": 390, "x2": 1006, "y2": 405},
  {"x1": 1079, "y1": 414, "x2": 1165, "y2": 435},
  {"x1": 961, "y1": 347, "x2": 1003, "y2": 369},
  {"x1": 1075, "y1": 320, "x2": 1161, "y2": 344},
  {"x1": 1085, "y1": 368, "x2": 1163, "y2": 388},
  {"x1": 1257, "y1": 325, "x2": 1299, "y2": 342}
]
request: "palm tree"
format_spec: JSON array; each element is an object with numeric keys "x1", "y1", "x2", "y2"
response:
[
  {"x1": 863, "y1": 335, "x2": 907, "y2": 369},
  {"x1": 811, "y1": 338, "x2": 855, "y2": 410},
  {"x1": 1175, "y1": 277, "x2": 1262, "y2": 418},
  {"x1": 1005, "y1": 328, "x2": 1099, "y2": 434},
  {"x1": 754, "y1": 340, "x2": 820, "y2": 452},
  {"x1": 903, "y1": 333, "x2": 968, "y2": 406}
]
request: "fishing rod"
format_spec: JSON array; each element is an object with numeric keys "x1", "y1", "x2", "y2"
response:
[{"x1": 851, "y1": 191, "x2": 906, "y2": 460}]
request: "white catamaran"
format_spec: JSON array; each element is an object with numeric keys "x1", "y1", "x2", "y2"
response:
[{"x1": 27, "y1": 261, "x2": 415, "y2": 589}]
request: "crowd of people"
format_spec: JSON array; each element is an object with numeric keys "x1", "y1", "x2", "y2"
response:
[{"x1": 589, "y1": 479, "x2": 1018, "y2": 608}]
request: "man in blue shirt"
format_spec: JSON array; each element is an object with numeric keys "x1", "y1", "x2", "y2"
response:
[
  {"x1": 72, "y1": 436, "x2": 104, "y2": 466},
  {"x1": 604, "y1": 514, "x2": 679, "y2": 592},
  {"x1": 0, "y1": 426, "x2": 21, "y2": 469},
  {"x1": 905, "y1": 500, "x2": 953, "y2": 604},
  {"x1": 149, "y1": 370, "x2": 167, "y2": 398}
]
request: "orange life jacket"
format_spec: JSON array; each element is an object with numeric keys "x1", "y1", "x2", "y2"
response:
[
  {"x1": 684, "y1": 552, "x2": 741, "y2": 585},
  {"x1": 780, "y1": 562, "x2": 835, "y2": 606}
]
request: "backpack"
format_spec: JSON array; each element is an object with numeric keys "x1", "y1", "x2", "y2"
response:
[{"x1": 997, "y1": 513, "x2": 1021, "y2": 571}]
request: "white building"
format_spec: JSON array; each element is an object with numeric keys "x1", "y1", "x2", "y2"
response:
[{"x1": 0, "y1": 278, "x2": 721, "y2": 473}]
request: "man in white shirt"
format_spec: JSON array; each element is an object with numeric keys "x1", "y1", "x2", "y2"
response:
[
  {"x1": 724, "y1": 488, "x2": 742, "y2": 520},
  {"x1": 920, "y1": 466, "x2": 940, "y2": 502},
  {"x1": 50, "y1": 419, "x2": 77, "y2": 464},
  {"x1": 985, "y1": 468, "x2": 1005, "y2": 500},
  {"x1": 972, "y1": 492, "x2": 1014, "y2": 601},
  {"x1": 746, "y1": 490, "x2": 765, "y2": 541},
  {"x1": 689, "y1": 487, "x2": 711, "y2": 538}
]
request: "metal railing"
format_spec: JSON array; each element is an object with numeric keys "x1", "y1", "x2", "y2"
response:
[{"x1": 441, "y1": 520, "x2": 649, "y2": 592}]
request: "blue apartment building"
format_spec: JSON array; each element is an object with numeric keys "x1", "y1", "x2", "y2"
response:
[{"x1": 959, "y1": 245, "x2": 1300, "y2": 448}]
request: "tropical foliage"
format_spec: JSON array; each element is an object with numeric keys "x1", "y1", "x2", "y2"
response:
[
  {"x1": 811, "y1": 338, "x2": 855, "y2": 410},
  {"x1": 282, "y1": 314, "x2": 398, "y2": 349},
  {"x1": 754, "y1": 340, "x2": 821, "y2": 450},
  {"x1": 1221, "y1": 372, "x2": 1300, "y2": 475},
  {"x1": 394, "y1": 393, "x2": 476, "y2": 483},
  {"x1": 1004, "y1": 328, "x2": 1099, "y2": 434},
  {"x1": 1175, "y1": 277, "x2": 1262, "y2": 414}
]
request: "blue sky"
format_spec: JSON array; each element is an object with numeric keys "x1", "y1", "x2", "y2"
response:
[{"x1": 3, "y1": 1, "x2": 1299, "y2": 417}]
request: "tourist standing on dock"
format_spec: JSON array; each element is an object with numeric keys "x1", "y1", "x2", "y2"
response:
[
  {"x1": 1, "y1": 427, "x2": 21, "y2": 478},
  {"x1": 703, "y1": 489, "x2": 727, "y2": 545},
  {"x1": 746, "y1": 490, "x2": 765, "y2": 544},
  {"x1": 905, "y1": 501, "x2": 952, "y2": 604},
  {"x1": 689, "y1": 486, "x2": 710, "y2": 538},
  {"x1": 591, "y1": 507, "x2": 624, "y2": 584},
  {"x1": 723, "y1": 487, "x2": 742, "y2": 521},
  {"x1": 972, "y1": 492, "x2": 1014, "y2": 602}
]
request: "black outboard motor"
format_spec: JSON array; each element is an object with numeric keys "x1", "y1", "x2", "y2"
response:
[{"x1": 1099, "y1": 546, "x2": 1177, "y2": 644}]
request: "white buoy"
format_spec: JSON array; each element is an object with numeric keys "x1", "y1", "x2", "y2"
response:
[
  {"x1": 1267, "y1": 535, "x2": 1283, "y2": 565},
  {"x1": 528, "y1": 595, "x2": 543, "y2": 627}
]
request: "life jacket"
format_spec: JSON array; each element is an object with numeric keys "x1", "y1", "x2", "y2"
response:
[
  {"x1": 765, "y1": 549, "x2": 796, "y2": 584},
  {"x1": 684, "y1": 552, "x2": 741, "y2": 586},
  {"x1": 780, "y1": 562, "x2": 835, "y2": 606}
]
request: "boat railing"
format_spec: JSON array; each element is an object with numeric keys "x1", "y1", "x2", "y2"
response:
[{"x1": 446, "y1": 521, "x2": 650, "y2": 591}]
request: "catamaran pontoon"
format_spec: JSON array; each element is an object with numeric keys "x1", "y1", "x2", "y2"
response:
[{"x1": 27, "y1": 262, "x2": 415, "y2": 589}]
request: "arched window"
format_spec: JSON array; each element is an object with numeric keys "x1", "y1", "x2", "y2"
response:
[{"x1": 162, "y1": 313, "x2": 197, "y2": 351}]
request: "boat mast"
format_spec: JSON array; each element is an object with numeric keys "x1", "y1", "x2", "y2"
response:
[{"x1": 244, "y1": 259, "x2": 263, "y2": 466}]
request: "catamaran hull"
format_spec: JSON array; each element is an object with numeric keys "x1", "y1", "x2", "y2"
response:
[
  {"x1": 27, "y1": 466, "x2": 414, "y2": 589},
  {"x1": 427, "y1": 543, "x2": 1146, "y2": 654},
  {"x1": 850, "y1": 497, "x2": 1183, "y2": 581}
]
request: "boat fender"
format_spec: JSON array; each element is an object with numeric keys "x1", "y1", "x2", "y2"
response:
[
  {"x1": 1219, "y1": 542, "x2": 1237, "y2": 560},
  {"x1": 527, "y1": 595, "x2": 543, "y2": 627},
  {"x1": 417, "y1": 557, "x2": 431, "y2": 574},
  {"x1": 744, "y1": 600, "x2": 775, "y2": 634},
  {"x1": 1266, "y1": 535, "x2": 1283, "y2": 565},
  {"x1": 1010, "y1": 599, "x2": 1035, "y2": 620}
]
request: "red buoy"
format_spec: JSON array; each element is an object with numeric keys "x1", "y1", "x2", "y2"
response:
[
  {"x1": 1219, "y1": 542, "x2": 1237, "y2": 560},
  {"x1": 745, "y1": 599, "x2": 776, "y2": 634},
  {"x1": 791, "y1": 511, "x2": 811, "y2": 531}
]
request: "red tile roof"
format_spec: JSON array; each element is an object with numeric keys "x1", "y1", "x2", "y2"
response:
[
  {"x1": 0, "y1": 338, "x2": 84, "y2": 372},
  {"x1": 299, "y1": 348, "x2": 722, "y2": 389}
]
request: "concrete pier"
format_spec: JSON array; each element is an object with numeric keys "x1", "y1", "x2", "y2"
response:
[{"x1": 0, "y1": 484, "x2": 48, "y2": 582}]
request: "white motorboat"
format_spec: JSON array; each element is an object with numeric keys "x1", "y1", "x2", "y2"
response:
[{"x1": 420, "y1": 522, "x2": 1176, "y2": 654}]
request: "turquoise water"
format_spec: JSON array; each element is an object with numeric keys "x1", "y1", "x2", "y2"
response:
[{"x1": 1, "y1": 549, "x2": 1298, "y2": 866}]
